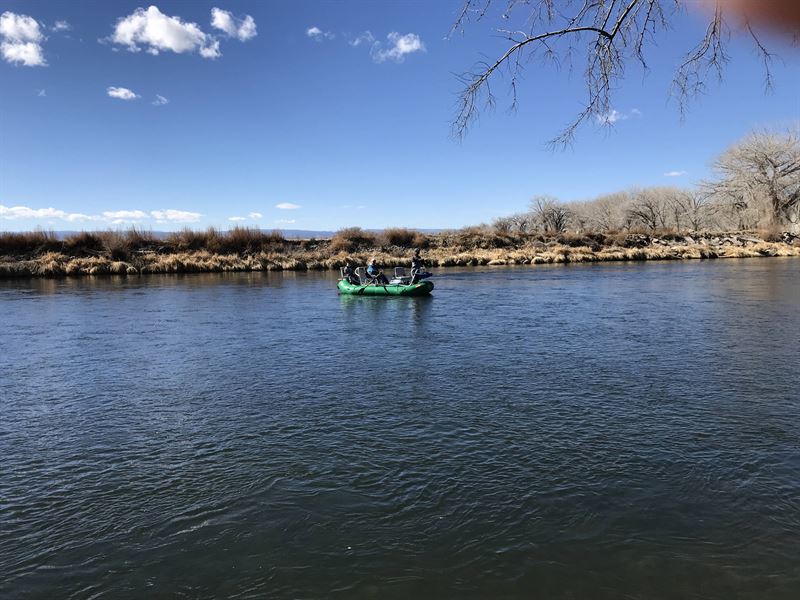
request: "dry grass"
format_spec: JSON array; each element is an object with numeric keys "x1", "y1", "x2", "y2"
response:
[{"x1": 2, "y1": 227, "x2": 799, "y2": 278}]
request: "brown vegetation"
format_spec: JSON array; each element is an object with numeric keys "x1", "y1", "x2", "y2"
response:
[
  {"x1": 1, "y1": 226, "x2": 798, "y2": 278},
  {"x1": 329, "y1": 227, "x2": 377, "y2": 252}
]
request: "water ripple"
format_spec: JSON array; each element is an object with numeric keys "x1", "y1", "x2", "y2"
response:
[{"x1": 1, "y1": 261, "x2": 799, "y2": 599}]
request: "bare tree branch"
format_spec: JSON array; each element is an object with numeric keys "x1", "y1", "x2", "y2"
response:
[{"x1": 452, "y1": 0, "x2": 781, "y2": 146}]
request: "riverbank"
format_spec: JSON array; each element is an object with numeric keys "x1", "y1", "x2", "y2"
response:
[{"x1": 1, "y1": 229, "x2": 798, "y2": 277}]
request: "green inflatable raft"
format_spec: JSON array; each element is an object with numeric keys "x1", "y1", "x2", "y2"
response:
[{"x1": 337, "y1": 279, "x2": 434, "y2": 296}]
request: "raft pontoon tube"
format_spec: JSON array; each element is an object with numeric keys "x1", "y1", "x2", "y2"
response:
[{"x1": 337, "y1": 278, "x2": 434, "y2": 296}]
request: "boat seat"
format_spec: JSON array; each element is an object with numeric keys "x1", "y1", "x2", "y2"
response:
[{"x1": 354, "y1": 266, "x2": 369, "y2": 284}]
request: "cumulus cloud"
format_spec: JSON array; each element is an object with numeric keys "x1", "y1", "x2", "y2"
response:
[
  {"x1": 151, "y1": 209, "x2": 203, "y2": 223},
  {"x1": 103, "y1": 210, "x2": 148, "y2": 220},
  {"x1": 107, "y1": 6, "x2": 256, "y2": 58},
  {"x1": 275, "y1": 202, "x2": 300, "y2": 210},
  {"x1": 1, "y1": 204, "x2": 101, "y2": 222},
  {"x1": 1, "y1": 205, "x2": 206, "y2": 225},
  {"x1": 371, "y1": 32, "x2": 425, "y2": 63},
  {"x1": 211, "y1": 7, "x2": 257, "y2": 41},
  {"x1": 664, "y1": 170, "x2": 688, "y2": 177},
  {"x1": 306, "y1": 26, "x2": 334, "y2": 41},
  {"x1": 228, "y1": 216, "x2": 246, "y2": 222},
  {"x1": 152, "y1": 94, "x2": 169, "y2": 106},
  {"x1": 248, "y1": 212, "x2": 262, "y2": 219},
  {"x1": 0, "y1": 11, "x2": 46, "y2": 66},
  {"x1": 107, "y1": 213, "x2": 148, "y2": 224},
  {"x1": 52, "y1": 20, "x2": 70, "y2": 32},
  {"x1": 109, "y1": 5, "x2": 220, "y2": 58},
  {"x1": 107, "y1": 86, "x2": 139, "y2": 100}
]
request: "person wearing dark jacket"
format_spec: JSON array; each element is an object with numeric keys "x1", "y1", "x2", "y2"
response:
[
  {"x1": 411, "y1": 248, "x2": 425, "y2": 271},
  {"x1": 411, "y1": 248, "x2": 428, "y2": 282},
  {"x1": 342, "y1": 261, "x2": 360, "y2": 285}
]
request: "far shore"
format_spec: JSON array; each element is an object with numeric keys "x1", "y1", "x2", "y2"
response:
[{"x1": 1, "y1": 227, "x2": 799, "y2": 278}]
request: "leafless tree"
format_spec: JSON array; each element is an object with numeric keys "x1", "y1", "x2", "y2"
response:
[
  {"x1": 675, "y1": 190, "x2": 717, "y2": 232},
  {"x1": 511, "y1": 211, "x2": 536, "y2": 233},
  {"x1": 451, "y1": 1, "x2": 777, "y2": 147},
  {"x1": 492, "y1": 215, "x2": 515, "y2": 233},
  {"x1": 705, "y1": 130, "x2": 800, "y2": 231},
  {"x1": 530, "y1": 195, "x2": 572, "y2": 232},
  {"x1": 583, "y1": 191, "x2": 632, "y2": 232},
  {"x1": 627, "y1": 189, "x2": 664, "y2": 231}
]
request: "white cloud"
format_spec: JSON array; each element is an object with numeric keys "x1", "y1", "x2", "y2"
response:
[
  {"x1": 52, "y1": 20, "x2": 70, "y2": 32},
  {"x1": 371, "y1": 32, "x2": 425, "y2": 63},
  {"x1": 597, "y1": 108, "x2": 642, "y2": 125},
  {"x1": 0, "y1": 12, "x2": 46, "y2": 66},
  {"x1": 276, "y1": 202, "x2": 300, "y2": 210},
  {"x1": 275, "y1": 219, "x2": 296, "y2": 224},
  {"x1": 349, "y1": 31, "x2": 375, "y2": 47},
  {"x1": 228, "y1": 216, "x2": 246, "y2": 222},
  {"x1": 199, "y1": 39, "x2": 220, "y2": 58},
  {"x1": 596, "y1": 109, "x2": 626, "y2": 125},
  {"x1": 211, "y1": 7, "x2": 256, "y2": 41},
  {"x1": 109, "y1": 6, "x2": 220, "y2": 58},
  {"x1": 1, "y1": 12, "x2": 42, "y2": 42},
  {"x1": 664, "y1": 170, "x2": 688, "y2": 177},
  {"x1": 37, "y1": 88, "x2": 46, "y2": 97},
  {"x1": 103, "y1": 210, "x2": 149, "y2": 220},
  {"x1": 248, "y1": 212, "x2": 262, "y2": 219},
  {"x1": 152, "y1": 94, "x2": 169, "y2": 106},
  {"x1": 0, "y1": 204, "x2": 207, "y2": 225},
  {"x1": 0, "y1": 204, "x2": 100, "y2": 222},
  {"x1": 107, "y1": 86, "x2": 139, "y2": 100},
  {"x1": 151, "y1": 209, "x2": 203, "y2": 223},
  {"x1": 306, "y1": 26, "x2": 334, "y2": 42},
  {"x1": 1, "y1": 41, "x2": 45, "y2": 66}
]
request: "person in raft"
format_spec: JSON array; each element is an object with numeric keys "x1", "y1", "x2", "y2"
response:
[
  {"x1": 411, "y1": 248, "x2": 427, "y2": 283},
  {"x1": 367, "y1": 259, "x2": 389, "y2": 284},
  {"x1": 342, "y1": 261, "x2": 360, "y2": 285}
]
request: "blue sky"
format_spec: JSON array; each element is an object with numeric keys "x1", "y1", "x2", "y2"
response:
[{"x1": 1, "y1": 1, "x2": 798, "y2": 232}]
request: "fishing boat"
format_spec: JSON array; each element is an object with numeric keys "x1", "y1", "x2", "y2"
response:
[{"x1": 338, "y1": 266, "x2": 434, "y2": 296}]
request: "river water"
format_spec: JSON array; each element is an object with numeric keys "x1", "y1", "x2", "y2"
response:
[{"x1": 1, "y1": 259, "x2": 799, "y2": 599}]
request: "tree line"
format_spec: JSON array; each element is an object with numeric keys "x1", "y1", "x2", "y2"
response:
[{"x1": 493, "y1": 130, "x2": 800, "y2": 235}]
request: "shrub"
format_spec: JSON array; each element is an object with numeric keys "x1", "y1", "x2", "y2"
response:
[
  {"x1": 411, "y1": 232, "x2": 430, "y2": 249},
  {"x1": 63, "y1": 231, "x2": 104, "y2": 255},
  {"x1": 757, "y1": 224, "x2": 784, "y2": 242},
  {"x1": 381, "y1": 227, "x2": 417, "y2": 247},
  {"x1": 449, "y1": 225, "x2": 515, "y2": 250},
  {"x1": 0, "y1": 230, "x2": 60, "y2": 255},
  {"x1": 167, "y1": 227, "x2": 221, "y2": 252},
  {"x1": 217, "y1": 226, "x2": 280, "y2": 254},
  {"x1": 329, "y1": 227, "x2": 377, "y2": 252},
  {"x1": 98, "y1": 228, "x2": 159, "y2": 260}
]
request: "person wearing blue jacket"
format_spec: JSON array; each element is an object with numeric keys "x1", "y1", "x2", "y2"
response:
[{"x1": 367, "y1": 258, "x2": 389, "y2": 284}]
